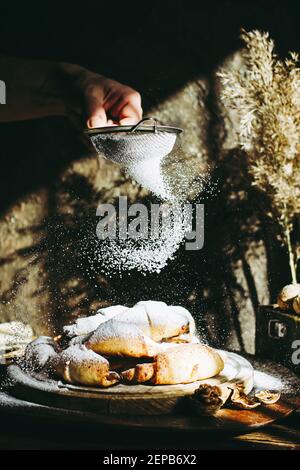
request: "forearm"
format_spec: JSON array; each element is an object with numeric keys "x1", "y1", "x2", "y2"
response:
[
  {"x1": 0, "y1": 55, "x2": 67, "y2": 122},
  {"x1": 0, "y1": 55, "x2": 142, "y2": 127}
]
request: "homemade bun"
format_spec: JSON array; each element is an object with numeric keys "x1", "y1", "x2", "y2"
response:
[
  {"x1": 63, "y1": 301, "x2": 195, "y2": 342},
  {"x1": 24, "y1": 336, "x2": 59, "y2": 372},
  {"x1": 25, "y1": 302, "x2": 223, "y2": 388},
  {"x1": 114, "y1": 301, "x2": 195, "y2": 342},
  {"x1": 54, "y1": 344, "x2": 119, "y2": 387},
  {"x1": 122, "y1": 344, "x2": 224, "y2": 385},
  {"x1": 85, "y1": 319, "x2": 160, "y2": 358},
  {"x1": 63, "y1": 305, "x2": 127, "y2": 337}
]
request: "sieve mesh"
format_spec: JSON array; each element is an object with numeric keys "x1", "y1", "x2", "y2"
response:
[
  {"x1": 85, "y1": 118, "x2": 182, "y2": 165},
  {"x1": 85, "y1": 118, "x2": 183, "y2": 199},
  {"x1": 90, "y1": 130, "x2": 177, "y2": 165}
]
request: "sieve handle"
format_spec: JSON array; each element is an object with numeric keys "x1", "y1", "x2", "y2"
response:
[{"x1": 130, "y1": 117, "x2": 158, "y2": 133}]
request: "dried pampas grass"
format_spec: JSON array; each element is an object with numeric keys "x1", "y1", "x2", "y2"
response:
[{"x1": 218, "y1": 29, "x2": 300, "y2": 284}]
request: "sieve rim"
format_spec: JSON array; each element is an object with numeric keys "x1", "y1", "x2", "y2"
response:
[{"x1": 84, "y1": 124, "x2": 183, "y2": 136}]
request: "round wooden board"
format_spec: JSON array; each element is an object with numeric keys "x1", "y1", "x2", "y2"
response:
[
  {"x1": 8, "y1": 351, "x2": 253, "y2": 415},
  {"x1": 7, "y1": 353, "x2": 300, "y2": 433}
]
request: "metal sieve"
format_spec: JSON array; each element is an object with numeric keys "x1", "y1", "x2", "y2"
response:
[{"x1": 84, "y1": 117, "x2": 183, "y2": 165}]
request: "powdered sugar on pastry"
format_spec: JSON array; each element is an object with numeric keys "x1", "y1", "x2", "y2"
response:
[
  {"x1": 106, "y1": 301, "x2": 195, "y2": 342},
  {"x1": 63, "y1": 301, "x2": 195, "y2": 344},
  {"x1": 24, "y1": 301, "x2": 217, "y2": 388},
  {"x1": 24, "y1": 336, "x2": 60, "y2": 372},
  {"x1": 54, "y1": 344, "x2": 119, "y2": 387},
  {"x1": 63, "y1": 305, "x2": 128, "y2": 337},
  {"x1": 85, "y1": 319, "x2": 160, "y2": 358}
]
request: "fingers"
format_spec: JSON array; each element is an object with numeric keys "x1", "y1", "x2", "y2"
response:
[
  {"x1": 119, "y1": 115, "x2": 141, "y2": 125},
  {"x1": 102, "y1": 88, "x2": 142, "y2": 126},
  {"x1": 117, "y1": 91, "x2": 143, "y2": 125},
  {"x1": 86, "y1": 96, "x2": 107, "y2": 128},
  {"x1": 80, "y1": 72, "x2": 142, "y2": 128},
  {"x1": 82, "y1": 80, "x2": 107, "y2": 128},
  {"x1": 119, "y1": 106, "x2": 142, "y2": 125}
]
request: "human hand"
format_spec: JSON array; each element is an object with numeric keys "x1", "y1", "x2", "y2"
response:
[
  {"x1": 60, "y1": 63, "x2": 143, "y2": 128},
  {"x1": 0, "y1": 56, "x2": 143, "y2": 129}
]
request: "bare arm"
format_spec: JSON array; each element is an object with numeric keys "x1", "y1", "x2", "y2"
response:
[{"x1": 0, "y1": 55, "x2": 142, "y2": 127}]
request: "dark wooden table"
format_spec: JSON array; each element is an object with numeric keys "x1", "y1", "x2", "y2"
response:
[
  {"x1": 1, "y1": 367, "x2": 300, "y2": 450},
  {"x1": 0, "y1": 409, "x2": 299, "y2": 450}
]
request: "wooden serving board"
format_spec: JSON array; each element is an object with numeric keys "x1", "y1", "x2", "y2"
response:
[
  {"x1": 7, "y1": 352, "x2": 300, "y2": 433},
  {"x1": 8, "y1": 351, "x2": 253, "y2": 415}
]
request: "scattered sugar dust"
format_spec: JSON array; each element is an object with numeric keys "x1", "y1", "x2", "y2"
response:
[
  {"x1": 85, "y1": 204, "x2": 190, "y2": 275},
  {"x1": 84, "y1": 169, "x2": 218, "y2": 275},
  {"x1": 87, "y1": 136, "x2": 219, "y2": 274}
]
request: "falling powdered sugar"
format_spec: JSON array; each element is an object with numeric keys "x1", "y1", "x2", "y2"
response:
[
  {"x1": 90, "y1": 130, "x2": 177, "y2": 200},
  {"x1": 85, "y1": 203, "x2": 192, "y2": 274},
  {"x1": 88, "y1": 130, "x2": 216, "y2": 274},
  {"x1": 127, "y1": 155, "x2": 172, "y2": 201}
]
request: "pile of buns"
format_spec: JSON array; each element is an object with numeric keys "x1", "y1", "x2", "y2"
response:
[{"x1": 24, "y1": 301, "x2": 224, "y2": 388}]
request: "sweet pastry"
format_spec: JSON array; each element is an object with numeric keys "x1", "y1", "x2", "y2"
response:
[
  {"x1": 24, "y1": 336, "x2": 60, "y2": 372},
  {"x1": 122, "y1": 344, "x2": 224, "y2": 385},
  {"x1": 63, "y1": 305, "x2": 127, "y2": 337},
  {"x1": 54, "y1": 344, "x2": 119, "y2": 387},
  {"x1": 112, "y1": 301, "x2": 195, "y2": 342},
  {"x1": 161, "y1": 333, "x2": 200, "y2": 344},
  {"x1": 24, "y1": 302, "x2": 224, "y2": 388},
  {"x1": 85, "y1": 319, "x2": 160, "y2": 357},
  {"x1": 63, "y1": 301, "x2": 195, "y2": 342}
]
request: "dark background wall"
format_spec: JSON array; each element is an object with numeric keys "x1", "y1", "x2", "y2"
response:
[
  {"x1": 1, "y1": 0, "x2": 300, "y2": 211},
  {"x1": 2, "y1": 1, "x2": 300, "y2": 98}
]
